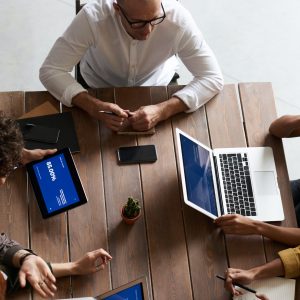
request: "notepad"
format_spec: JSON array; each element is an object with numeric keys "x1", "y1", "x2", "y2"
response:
[{"x1": 233, "y1": 277, "x2": 296, "y2": 300}]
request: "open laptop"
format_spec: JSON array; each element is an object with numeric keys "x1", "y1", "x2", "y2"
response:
[{"x1": 175, "y1": 128, "x2": 284, "y2": 221}]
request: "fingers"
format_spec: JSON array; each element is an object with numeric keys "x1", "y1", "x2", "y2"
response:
[
  {"x1": 32, "y1": 281, "x2": 48, "y2": 298},
  {"x1": 91, "y1": 248, "x2": 112, "y2": 272},
  {"x1": 256, "y1": 293, "x2": 269, "y2": 300},
  {"x1": 46, "y1": 269, "x2": 56, "y2": 283},
  {"x1": 32, "y1": 280, "x2": 55, "y2": 298},
  {"x1": 225, "y1": 270, "x2": 236, "y2": 295},
  {"x1": 214, "y1": 214, "x2": 239, "y2": 225},
  {"x1": 43, "y1": 149, "x2": 57, "y2": 156},
  {"x1": 98, "y1": 112, "x2": 127, "y2": 131},
  {"x1": 39, "y1": 279, "x2": 56, "y2": 297},
  {"x1": 18, "y1": 270, "x2": 27, "y2": 288}
]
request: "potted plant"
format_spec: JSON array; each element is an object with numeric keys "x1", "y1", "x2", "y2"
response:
[{"x1": 121, "y1": 197, "x2": 141, "y2": 225}]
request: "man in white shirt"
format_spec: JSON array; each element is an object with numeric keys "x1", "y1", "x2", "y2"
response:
[{"x1": 40, "y1": 0, "x2": 223, "y2": 131}]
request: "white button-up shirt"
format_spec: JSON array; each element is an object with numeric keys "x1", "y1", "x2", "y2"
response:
[{"x1": 40, "y1": 0, "x2": 223, "y2": 112}]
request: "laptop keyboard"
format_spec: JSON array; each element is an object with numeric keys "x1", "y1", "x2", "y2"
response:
[{"x1": 219, "y1": 153, "x2": 257, "y2": 216}]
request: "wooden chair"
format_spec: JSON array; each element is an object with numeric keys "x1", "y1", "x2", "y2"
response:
[{"x1": 75, "y1": 0, "x2": 89, "y2": 88}]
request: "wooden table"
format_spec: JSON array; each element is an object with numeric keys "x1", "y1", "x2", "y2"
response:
[{"x1": 0, "y1": 83, "x2": 298, "y2": 300}]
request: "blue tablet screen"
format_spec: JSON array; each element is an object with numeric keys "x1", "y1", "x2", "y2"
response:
[
  {"x1": 33, "y1": 153, "x2": 80, "y2": 213},
  {"x1": 103, "y1": 282, "x2": 144, "y2": 300},
  {"x1": 180, "y1": 133, "x2": 218, "y2": 216}
]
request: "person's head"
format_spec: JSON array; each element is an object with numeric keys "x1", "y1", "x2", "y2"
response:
[
  {"x1": 0, "y1": 112, "x2": 24, "y2": 186},
  {"x1": 113, "y1": 0, "x2": 165, "y2": 40}
]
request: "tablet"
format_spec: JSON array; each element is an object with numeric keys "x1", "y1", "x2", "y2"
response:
[
  {"x1": 97, "y1": 277, "x2": 149, "y2": 300},
  {"x1": 26, "y1": 148, "x2": 88, "y2": 218}
]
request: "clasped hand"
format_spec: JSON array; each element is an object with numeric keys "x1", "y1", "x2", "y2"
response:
[{"x1": 94, "y1": 102, "x2": 162, "y2": 131}]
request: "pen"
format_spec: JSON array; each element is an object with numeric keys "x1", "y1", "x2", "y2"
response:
[
  {"x1": 98, "y1": 110, "x2": 117, "y2": 116},
  {"x1": 216, "y1": 275, "x2": 257, "y2": 294}
]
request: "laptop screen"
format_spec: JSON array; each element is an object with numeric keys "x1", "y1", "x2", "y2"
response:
[{"x1": 179, "y1": 132, "x2": 218, "y2": 216}]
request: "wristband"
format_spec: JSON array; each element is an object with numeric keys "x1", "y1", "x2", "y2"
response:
[{"x1": 19, "y1": 251, "x2": 37, "y2": 267}]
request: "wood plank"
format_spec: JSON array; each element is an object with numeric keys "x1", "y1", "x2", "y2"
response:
[
  {"x1": 238, "y1": 82, "x2": 300, "y2": 295},
  {"x1": 24, "y1": 92, "x2": 71, "y2": 300},
  {"x1": 169, "y1": 86, "x2": 228, "y2": 299},
  {"x1": 97, "y1": 88, "x2": 151, "y2": 292},
  {"x1": 206, "y1": 84, "x2": 266, "y2": 271},
  {"x1": 0, "y1": 92, "x2": 31, "y2": 300},
  {"x1": 136, "y1": 86, "x2": 193, "y2": 300},
  {"x1": 63, "y1": 89, "x2": 111, "y2": 297}
]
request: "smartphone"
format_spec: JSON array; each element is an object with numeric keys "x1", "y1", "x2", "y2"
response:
[
  {"x1": 117, "y1": 145, "x2": 157, "y2": 164},
  {"x1": 22, "y1": 124, "x2": 60, "y2": 144}
]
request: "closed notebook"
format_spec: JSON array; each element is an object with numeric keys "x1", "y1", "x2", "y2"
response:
[
  {"x1": 17, "y1": 112, "x2": 80, "y2": 153},
  {"x1": 233, "y1": 277, "x2": 296, "y2": 300}
]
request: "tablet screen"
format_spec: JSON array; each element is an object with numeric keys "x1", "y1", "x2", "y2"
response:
[{"x1": 27, "y1": 148, "x2": 88, "y2": 218}]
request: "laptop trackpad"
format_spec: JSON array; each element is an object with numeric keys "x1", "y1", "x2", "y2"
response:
[{"x1": 253, "y1": 171, "x2": 278, "y2": 196}]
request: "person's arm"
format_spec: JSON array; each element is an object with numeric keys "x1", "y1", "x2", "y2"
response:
[
  {"x1": 39, "y1": 9, "x2": 94, "y2": 108},
  {"x1": 269, "y1": 115, "x2": 300, "y2": 138},
  {"x1": 225, "y1": 259, "x2": 284, "y2": 298},
  {"x1": 50, "y1": 248, "x2": 112, "y2": 278},
  {"x1": 173, "y1": 7, "x2": 223, "y2": 113},
  {"x1": 214, "y1": 214, "x2": 300, "y2": 246},
  {"x1": 129, "y1": 96, "x2": 188, "y2": 131},
  {"x1": 0, "y1": 233, "x2": 24, "y2": 268}
]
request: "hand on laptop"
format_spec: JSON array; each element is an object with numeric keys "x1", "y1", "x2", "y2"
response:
[
  {"x1": 20, "y1": 148, "x2": 57, "y2": 165},
  {"x1": 214, "y1": 214, "x2": 260, "y2": 235}
]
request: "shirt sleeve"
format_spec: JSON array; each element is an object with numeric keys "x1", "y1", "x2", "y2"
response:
[
  {"x1": 39, "y1": 9, "x2": 95, "y2": 107},
  {"x1": 0, "y1": 233, "x2": 24, "y2": 268},
  {"x1": 278, "y1": 245, "x2": 300, "y2": 278},
  {"x1": 173, "y1": 10, "x2": 224, "y2": 112}
]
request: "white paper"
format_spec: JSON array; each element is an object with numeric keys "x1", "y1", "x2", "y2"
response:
[{"x1": 233, "y1": 277, "x2": 295, "y2": 300}]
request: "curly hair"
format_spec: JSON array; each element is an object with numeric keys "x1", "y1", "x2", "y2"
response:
[{"x1": 0, "y1": 112, "x2": 24, "y2": 177}]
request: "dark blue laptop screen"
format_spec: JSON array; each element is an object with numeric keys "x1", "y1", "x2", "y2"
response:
[
  {"x1": 102, "y1": 282, "x2": 143, "y2": 300},
  {"x1": 180, "y1": 134, "x2": 218, "y2": 216},
  {"x1": 33, "y1": 153, "x2": 80, "y2": 214}
]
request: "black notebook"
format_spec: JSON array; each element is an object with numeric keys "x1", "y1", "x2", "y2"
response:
[{"x1": 18, "y1": 112, "x2": 80, "y2": 153}]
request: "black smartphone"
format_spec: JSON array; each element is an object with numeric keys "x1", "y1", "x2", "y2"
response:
[
  {"x1": 22, "y1": 124, "x2": 60, "y2": 144},
  {"x1": 117, "y1": 145, "x2": 157, "y2": 164}
]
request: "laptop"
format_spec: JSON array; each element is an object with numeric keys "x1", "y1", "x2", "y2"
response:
[{"x1": 175, "y1": 128, "x2": 284, "y2": 221}]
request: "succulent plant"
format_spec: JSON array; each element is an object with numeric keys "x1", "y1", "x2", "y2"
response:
[{"x1": 123, "y1": 197, "x2": 141, "y2": 219}]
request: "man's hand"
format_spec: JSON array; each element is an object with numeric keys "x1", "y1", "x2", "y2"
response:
[
  {"x1": 19, "y1": 255, "x2": 57, "y2": 298},
  {"x1": 21, "y1": 148, "x2": 57, "y2": 165},
  {"x1": 72, "y1": 92, "x2": 128, "y2": 131},
  {"x1": 72, "y1": 248, "x2": 112, "y2": 275},
  {"x1": 129, "y1": 105, "x2": 163, "y2": 131},
  {"x1": 214, "y1": 214, "x2": 260, "y2": 235}
]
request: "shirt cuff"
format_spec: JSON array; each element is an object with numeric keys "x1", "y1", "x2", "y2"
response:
[
  {"x1": 3, "y1": 245, "x2": 24, "y2": 268},
  {"x1": 61, "y1": 82, "x2": 88, "y2": 107},
  {"x1": 278, "y1": 247, "x2": 300, "y2": 278}
]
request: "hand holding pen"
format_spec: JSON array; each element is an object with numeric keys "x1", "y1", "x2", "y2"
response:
[{"x1": 97, "y1": 106, "x2": 129, "y2": 131}]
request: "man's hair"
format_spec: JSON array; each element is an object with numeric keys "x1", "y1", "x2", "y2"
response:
[{"x1": 0, "y1": 112, "x2": 24, "y2": 177}]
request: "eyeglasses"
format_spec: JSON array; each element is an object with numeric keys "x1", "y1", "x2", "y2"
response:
[{"x1": 117, "y1": 3, "x2": 166, "y2": 29}]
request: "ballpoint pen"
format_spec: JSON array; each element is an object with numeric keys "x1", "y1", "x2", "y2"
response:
[
  {"x1": 98, "y1": 110, "x2": 117, "y2": 115},
  {"x1": 216, "y1": 275, "x2": 257, "y2": 294}
]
